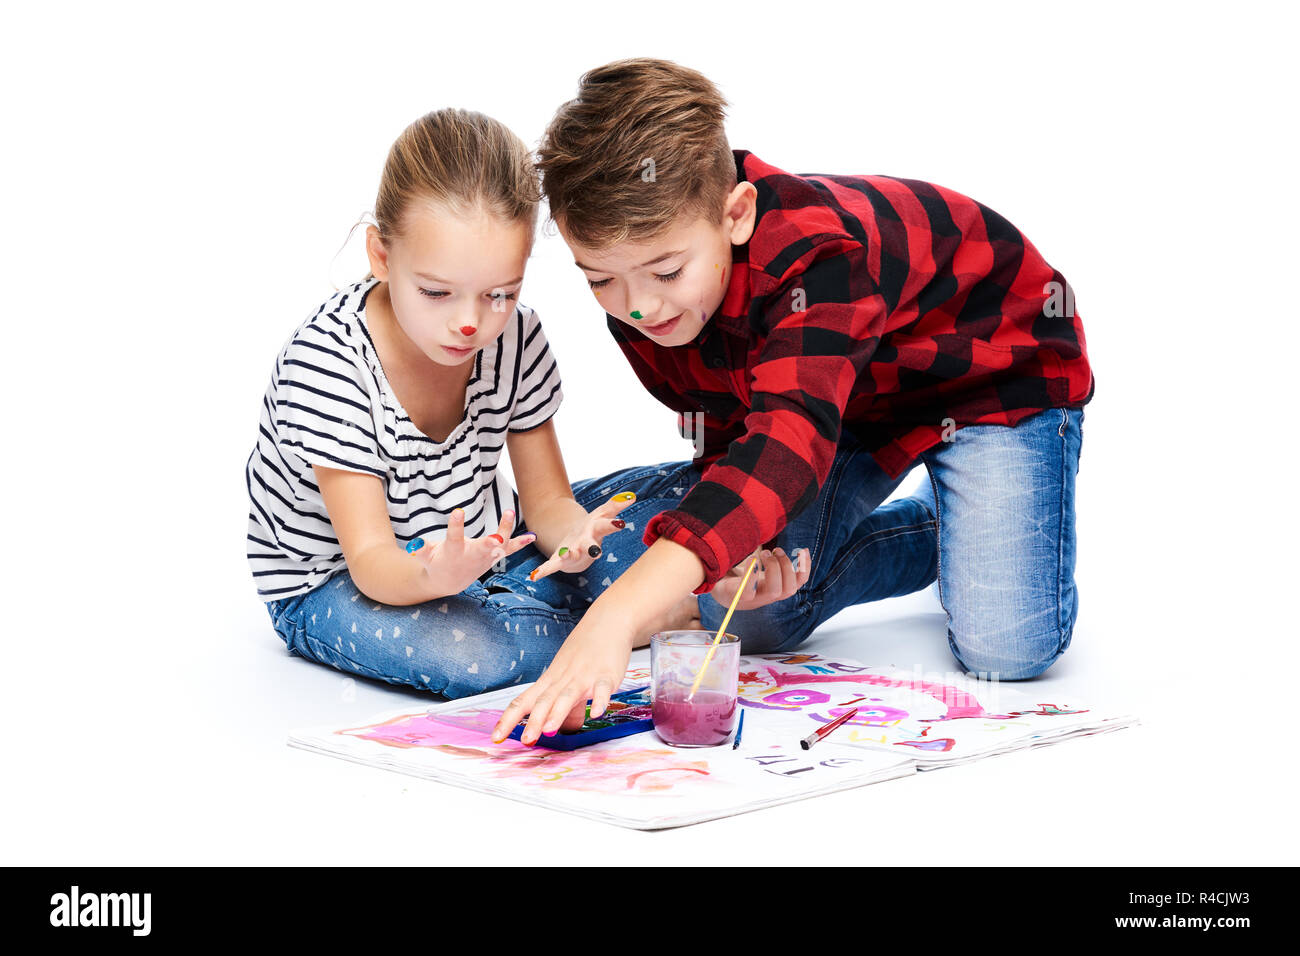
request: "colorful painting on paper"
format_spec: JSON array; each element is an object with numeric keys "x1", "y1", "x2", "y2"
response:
[
  {"x1": 338, "y1": 706, "x2": 714, "y2": 795},
  {"x1": 333, "y1": 653, "x2": 1101, "y2": 773},
  {"x1": 732, "y1": 655, "x2": 1096, "y2": 759},
  {"x1": 288, "y1": 652, "x2": 1133, "y2": 828}
]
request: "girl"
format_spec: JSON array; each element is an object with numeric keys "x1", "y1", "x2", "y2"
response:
[{"x1": 245, "y1": 109, "x2": 699, "y2": 700}]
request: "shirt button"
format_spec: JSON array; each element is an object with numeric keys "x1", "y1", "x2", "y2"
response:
[{"x1": 708, "y1": 357, "x2": 725, "y2": 368}]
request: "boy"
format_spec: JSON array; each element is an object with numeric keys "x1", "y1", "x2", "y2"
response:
[{"x1": 493, "y1": 58, "x2": 1092, "y2": 745}]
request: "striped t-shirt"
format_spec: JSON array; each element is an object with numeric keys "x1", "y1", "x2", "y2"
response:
[{"x1": 245, "y1": 277, "x2": 564, "y2": 600}]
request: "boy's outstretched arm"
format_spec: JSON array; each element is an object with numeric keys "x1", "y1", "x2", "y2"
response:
[{"x1": 490, "y1": 537, "x2": 705, "y2": 744}]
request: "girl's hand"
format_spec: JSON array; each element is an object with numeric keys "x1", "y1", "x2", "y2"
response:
[
  {"x1": 408, "y1": 508, "x2": 534, "y2": 596},
  {"x1": 527, "y1": 492, "x2": 637, "y2": 582},
  {"x1": 707, "y1": 547, "x2": 810, "y2": 612}
]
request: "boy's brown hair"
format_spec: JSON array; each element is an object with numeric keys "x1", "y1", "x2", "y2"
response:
[{"x1": 537, "y1": 58, "x2": 735, "y2": 249}]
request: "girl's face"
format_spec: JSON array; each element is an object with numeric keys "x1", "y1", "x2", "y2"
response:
[{"x1": 366, "y1": 203, "x2": 532, "y2": 367}]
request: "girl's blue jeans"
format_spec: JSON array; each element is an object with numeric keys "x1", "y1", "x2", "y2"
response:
[
  {"x1": 265, "y1": 461, "x2": 704, "y2": 700},
  {"x1": 265, "y1": 407, "x2": 1083, "y2": 697}
]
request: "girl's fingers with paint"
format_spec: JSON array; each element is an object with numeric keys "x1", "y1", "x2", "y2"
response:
[
  {"x1": 529, "y1": 491, "x2": 636, "y2": 582},
  {"x1": 483, "y1": 509, "x2": 535, "y2": 558},
  {"x1": 708, "y1": 547, "x2": 810, "y2": 611},
  {"x1": 408, "y1": 508, "x2": 534, "y2": 594}
]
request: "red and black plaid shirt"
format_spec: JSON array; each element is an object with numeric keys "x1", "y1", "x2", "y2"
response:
[{"x1": 614, "y1": 150, "x2": 1093, "y2": 594}]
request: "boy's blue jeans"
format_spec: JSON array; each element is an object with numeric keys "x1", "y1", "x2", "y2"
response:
[
  {"x1": 696, "y1": 407, "x2": 1085, "y2": 680},
  {"x1": 266, "y1": 407, "x2": 1082, "y2": 696}
]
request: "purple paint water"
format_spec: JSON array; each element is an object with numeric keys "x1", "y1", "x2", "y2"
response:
[{"x1": 652, "y1": 690, "x2": 738, "y2": 747}]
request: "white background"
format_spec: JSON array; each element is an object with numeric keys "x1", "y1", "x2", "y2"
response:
[{"x1": 3, "y1": 1, "x2": 1296, "y2": 865}]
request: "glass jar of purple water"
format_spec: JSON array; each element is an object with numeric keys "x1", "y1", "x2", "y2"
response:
[{"x1": 650, "y1": 630, "x2": 740, "y2": 748}]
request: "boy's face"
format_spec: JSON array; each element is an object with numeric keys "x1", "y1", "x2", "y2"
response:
[{"x1": 563, "y1": 183, "x2": 756, "y2": 348}]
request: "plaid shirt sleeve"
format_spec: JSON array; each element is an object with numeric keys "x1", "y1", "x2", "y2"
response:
[{"x1": 646, "y1": 238, "x2": 887, "y2": 593}]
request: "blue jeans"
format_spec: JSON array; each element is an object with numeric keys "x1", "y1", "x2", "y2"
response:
[
  {"x1": 695, "y1": 407, "x2": 1084, "y2": 680},
  {"x1": 265, "y1": 460, "x2": 700, "y2": 699}
]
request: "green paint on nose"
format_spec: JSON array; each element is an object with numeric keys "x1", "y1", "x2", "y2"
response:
[{"x1": 630, "y1": 310, "x2": 643, "y2": 321}]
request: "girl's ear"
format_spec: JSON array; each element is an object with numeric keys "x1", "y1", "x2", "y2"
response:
[{"x1": 364, "y1": 225, "x2": 391, "y2": 280}]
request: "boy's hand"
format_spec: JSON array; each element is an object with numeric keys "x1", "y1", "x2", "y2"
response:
[
  {"x1": 490, "y1": 608, "x2": 636, "y2": 745},
  {"x1": 409, "y1": 508, "x2": 534, "y2": 596},
  {"x1": 707, "y1": 547, "x2": 810, "y2": 612},
  {"x1": 528, "y1": 492, "x2": 637, "y2": 582}
]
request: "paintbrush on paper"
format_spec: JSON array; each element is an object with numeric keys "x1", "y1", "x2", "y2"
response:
[
  {"x1": 732, "y1": 709, "x2": 745, "y2": 749},
  {"x1": 686, "y1": 555, "x2": 760, "y2": 702},
  {"x1": 800, "y1": 708, "x2": 859, "y2": 750}
]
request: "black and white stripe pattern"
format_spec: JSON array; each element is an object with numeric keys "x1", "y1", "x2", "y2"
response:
[{"x1": 246, "y1": 278, "x2": 563, "y2": 600}]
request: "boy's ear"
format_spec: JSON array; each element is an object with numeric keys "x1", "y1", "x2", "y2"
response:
[
  {"x1": 724, "y1": 182, "x2": 758, "y2": 246},
  {"x1": 364, "y1": 225, "x2": 390, "y2": 280}
]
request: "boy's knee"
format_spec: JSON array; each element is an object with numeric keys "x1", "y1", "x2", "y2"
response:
[
  {"x1": 714, "y1": 604, "x2": 814, "y2": 655},
  {"x1": 947, "y1": 615, "x2": 1074, "y2": 680},
  {"x1": 941, "y1": 569, "x2": 1078, "y2": 680}
]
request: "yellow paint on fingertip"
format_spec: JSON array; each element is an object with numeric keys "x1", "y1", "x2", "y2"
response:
[{"x1": 612, "y1": 492, "x2": 636, "y2": 502}]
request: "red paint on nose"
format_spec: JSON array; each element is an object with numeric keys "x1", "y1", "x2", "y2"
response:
[{"x1": 459, "y1": 326, "x2": 476, "y2": 336}]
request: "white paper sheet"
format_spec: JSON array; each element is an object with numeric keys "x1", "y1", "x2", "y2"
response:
[{"x1": 288, "y1": 651, "x2": 1136, "y2": 828}]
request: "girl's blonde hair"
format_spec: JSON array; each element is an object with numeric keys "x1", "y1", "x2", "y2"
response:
[{"x1": 355, "y1": 109, "x2": 540, "y2": 280}]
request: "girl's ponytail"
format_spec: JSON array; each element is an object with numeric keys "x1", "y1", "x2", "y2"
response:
[
  {"x1": 335, "y1": 110, "x2": 540, "y2": 289},
  {"x1": 375, "y1": 108, "x2": 541, "y2": 245}
]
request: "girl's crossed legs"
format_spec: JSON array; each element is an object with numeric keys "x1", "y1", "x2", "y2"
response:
[{"x1": 264, "y1": 459, "x2": 702, "y2": 699}]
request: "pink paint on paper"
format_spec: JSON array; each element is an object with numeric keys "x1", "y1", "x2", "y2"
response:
[
  {"x1": 896, "y1": 737, "x2": 956, "y2": 752},
  {"x1": 336, "y1": 709, "x2": 715, "y2": 794},
  {"x1": 757, "y1": 667, "x2": 987, "y2": 720},
  {"x1": 338, "y1": 710, "x2": 522, "y2": 751}
]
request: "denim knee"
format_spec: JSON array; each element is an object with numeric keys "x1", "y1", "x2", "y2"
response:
[
  {"x1": 267, "y1": 573, "x2": 572, "y2": 699},
  {"x1": 945, "y1": 596, "x2": 1076, "y2": 680}
]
